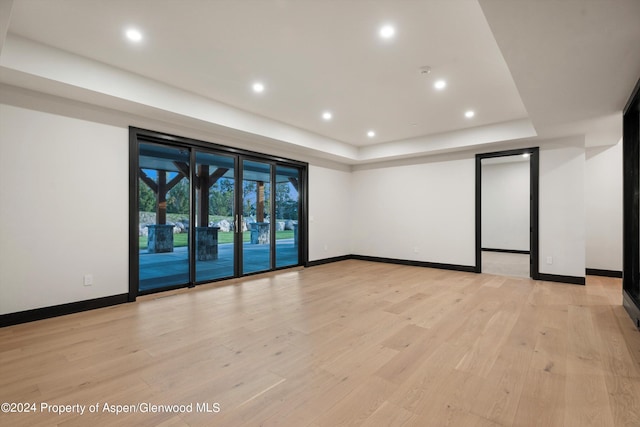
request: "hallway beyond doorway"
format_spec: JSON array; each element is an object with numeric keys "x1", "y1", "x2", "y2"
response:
[{"x1": 481, "y1": 250, "x2": 530, "y2": 279}]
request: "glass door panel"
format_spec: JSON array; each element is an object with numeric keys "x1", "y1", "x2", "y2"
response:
[
  {"x1": 195, "y1": 151, "x2": 236, "y2": 282},
  {"x1": 242, "y1": 160, "x2": 272, "y2": 274},
  {"x1": 138, "y1": 143, "x2": 190, "y2": 292},
  {"x1": 275, "y1": 165, "x2": 300, "y2": 268}
]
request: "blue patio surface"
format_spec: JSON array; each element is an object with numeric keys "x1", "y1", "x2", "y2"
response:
[{"x1": 139, "y1": 239, "x2": 299, "y2": 291}]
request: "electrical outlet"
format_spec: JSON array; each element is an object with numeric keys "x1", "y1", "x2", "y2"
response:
[
  {"x1": 546, "y1": 256, "x2": 553, "y2": 265},
  {"x1": 83, "y1": 274, "x2": 93, "y2": 286}
]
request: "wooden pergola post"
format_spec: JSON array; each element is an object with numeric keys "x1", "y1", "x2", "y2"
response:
[
  {"x1": 197, "y1": 165, "x2": 209, "y2": 227},
  {"x1": 139, "y1": 162, "x2": 190, "y2": 224},
  {"x1": 157, "y1": 170, "x2": 167, "y2": 225},
  {"x1": 256, "y1": 180, "x2": 265, "y2": 222},
  {"x1": 195, "y1": 167, "x2": 229, "y2": 226}
]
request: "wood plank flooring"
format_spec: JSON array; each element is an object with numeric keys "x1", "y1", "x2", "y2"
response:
[
  {"x1": 1, "y1": 260, "x2": 639, "y2": 426},
  {"x1": 481, "y1": 251, "x2": 530, "y2": 279}
]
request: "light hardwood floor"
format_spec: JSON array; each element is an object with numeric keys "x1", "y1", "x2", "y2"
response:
[
  {"x1": 482, "y1": 251, "x2": 530, "y2": 279},
  {"x1": 1, "y1": 260, "x2": 639, "y2": 426}
]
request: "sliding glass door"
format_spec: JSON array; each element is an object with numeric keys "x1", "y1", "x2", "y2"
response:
[
  {"x1": 195, "y1": 151, "x2": 236, "y2": 282},
  {"x1": 138, "y1": 142, "x2": 191, "y2": 292},
  {"x1": 242, "y1": 159, "x2": 272, "y2": 274},
  {"x1": 275, "y1": 165, "x2": 300, "y2": 268},
  {"x1": 131, "y1": 128, "x2": 306, "y2": 297}
]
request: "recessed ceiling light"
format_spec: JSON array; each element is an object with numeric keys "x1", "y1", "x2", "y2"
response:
[
  {"x1": 379, "y1": 24, "x2": 395, "y2": 39},
  {"x1": 465, "y1": 110, "x2": 475, "y2": 118},
  {"x1": 367, "y1": 130, "x2": 376, "y2": 138},
  {"x1": 322, "y1": 111, "x2": 332, "y2": 121},
  {"x1": 252, "y1": 82, "x2": 265, "y2": 93},
  {"x1": 125, "y1": 28, "x2": 143, "y2": 42},
  {"x1": 522, "y1": 152, "x2": 530, "y2": 158},
  {"x1": 434, "y1": 80, "x2": 447, "y2": 90}
]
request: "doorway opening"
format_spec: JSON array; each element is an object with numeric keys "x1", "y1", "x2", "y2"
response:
[{"x1": 475, "y1": 148, "x2": 539, "y2": 280}]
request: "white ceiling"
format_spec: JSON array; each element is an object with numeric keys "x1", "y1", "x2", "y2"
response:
[{"x1": 1, "y1": 0, "x2": 639, "y2": 164}]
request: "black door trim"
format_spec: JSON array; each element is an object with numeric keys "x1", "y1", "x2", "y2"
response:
[
  {"x1": 475, "y1": 147, "x2": 540, "y2": 280},
  {"x1": 623, "y1": 77, "x2": 640, "y2": 327}
]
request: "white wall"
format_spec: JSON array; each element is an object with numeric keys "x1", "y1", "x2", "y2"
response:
[
  {"x1": 308, "y1": 164, "x2": 352, "y2": 261},
  {"x1": 481, "y1": 160, "x2": 530, "y2": 251},
  {"x1": 585, "y1": 140, "x2": 623, "y2": 271},
  {"x1": 539, "y1": 138, "x2": 586, "y2": 277},
  {"x1": 350, "y1": 140, "x2": 588, "y2": 280},
  {"x1": 0, "y1": 104, "x2": 129, "y2": 314},
  {"x1": 0, "y1": 99, "x2": 602, "y2": 317},
  {"x1": 351, "y1": 155, "x2": 476, "y2": 266},
  {"x1": 0, "y1": 99, "x2": 354, "y2": 315}
]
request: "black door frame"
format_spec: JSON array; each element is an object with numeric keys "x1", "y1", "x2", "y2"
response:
[
  {"x1": 191, "y1": 148, "x2": 240, "y2": 283},
  {"x1": 475, "y1": 147, "x2": 540, "y2": 280},
  {"x1": 129, "y1": 127, "x2": 308, "y2": 300},
  {"x1": 237, "y1": 155, "x2": 276, "y2": 276},
  {"x1": 622, "y1": 77, "x2": 640, "y2": 327},
  {"x1": 236, "y1": 155, "x2": 307, "y2": 276}
]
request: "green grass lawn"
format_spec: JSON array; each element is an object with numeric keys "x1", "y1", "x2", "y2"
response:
[{"x1": 139, "y1": 230, "x2": 294, "y2": 249}]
